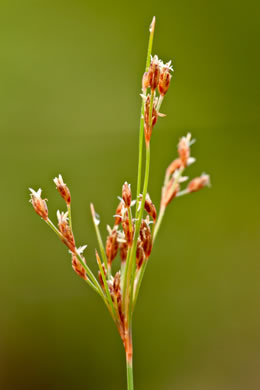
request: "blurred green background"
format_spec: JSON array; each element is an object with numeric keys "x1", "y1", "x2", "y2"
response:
[{"x1": 0, "y1": 0, "x2": 259, "y2": 389}]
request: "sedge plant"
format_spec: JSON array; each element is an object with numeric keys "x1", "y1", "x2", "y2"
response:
[{"x1": 29, "y1": 17, "x2": 210, "y2": 390}]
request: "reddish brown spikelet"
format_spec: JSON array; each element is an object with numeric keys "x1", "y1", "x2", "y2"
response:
[
  {"x1": 113, "y1": 271, "x2": 121, "y2": 297},
  {"x1": 122, "y1": 218, "x2": 134, "y2": 247},
  {"x1": 187, "y1": 174, "x2": 210, "y2": 193},
  {"x1": 107, "y1": 280, "x2": 115, "y2": 303},
  {"x1": 161, "y1": 178, "x2": 180, "y2": 207},
  {"x1": 178, "y1": 136, "x2": 190, "y2": 167},
  {"x1": 136, "y1": 241, "x2": 145, "y2": 269},
  {"x1": 72, "y1": 254, "x2": 87, "y2": 280},
  {"x1": 57, "y1": 211, "x2": 75, "y2": 252},
  {"x1": 122, "y1": 182, "x2": 132, "y2": 208},
  {"x1": 158, "y1": 66, "x2": 172, "y2": 96},
  {"x1": 29, "y1": 189, "x2": 48, "y2": 221},
  {"x1": 139, "y1": 220, "x2": 152, "y2": 258},
  {"x1": 148, "y1": 55, "x2": 160, "y2": 91},
  {"x1": 96, "y1": 250, "x2": 107, "y2": 289},
  {"x1": 120, "y1": 241, "x2": 128, "y2": 262},
  {"x1": 167, "y1": 158, "x2": 183, "y2": 176},
  {"x1": 144, "y1": 194, "x2": 157, "y2": 222},
  {"x1": 144, "y1": 95, "x2": 158, "y2": 145},
  {"x1": 106, "y1": 228, "x2": 119, "y2": 265},
  {"x1": 114, "y1": 201, "x2": 123, "y2": 225},
  {"x1": 142, "y1": 71, "x2": 150, "y2": 91},
  {"x1": 117, "y1": 295, "x2": 125, "y2": 328},
  {"x1": 53, "y1": 174, "x2": 71, "y2": 204},
  {"x1": 98, "y1": 264, "x2": 107, "y2": 290}
]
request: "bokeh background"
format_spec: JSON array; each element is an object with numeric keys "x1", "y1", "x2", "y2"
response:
[{"x1": 1, "y1": 0, "x2": 259, "y2": 389}]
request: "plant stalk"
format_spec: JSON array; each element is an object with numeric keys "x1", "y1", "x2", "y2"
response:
[
  {"x1": 125, "y1": 327, "x2": 134, "y2": 390},
  {"x1": 136, "y1": 17, "x2": 156, "y2": 210}
]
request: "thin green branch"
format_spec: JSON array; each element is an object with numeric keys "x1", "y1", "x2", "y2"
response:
[
  {"x1": 126, "y1": 356, "x2": 134, "y2": 390},
  {"x1": 90, "y1": 203, "x2": 108, "y2": 274},
  {"x1": 95, "y1": 250, "x2": 117, "y2": 321},
  {"x1": 127, "y1": 144, "x2": 150, "y2": 323},
  {"x1": 135, "y1": 17, "x2": 156, "y2": 212},
  {"x1": 45, "y1": 218, "x2": 101, "y2": 295},
  {"x1": 67, "y1": 204, "x2": 72, "y2": 230}
]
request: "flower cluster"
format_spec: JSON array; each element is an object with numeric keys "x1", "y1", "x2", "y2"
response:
[
  {"x1": 142, "y1": 55, "x2": 173, "y2": 145},
  {"x1": 160, "y1": 133, "x2": 210, "y2": 209},
  {"x1": 29, "y1": 17, "x2": 210, "y2": 390}
]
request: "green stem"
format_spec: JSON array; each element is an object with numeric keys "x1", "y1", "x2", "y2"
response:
[
  {"x1": 44, "y1": 218, "x2": 112, "y2": 314},
  {"x1": 134, "y1": 167, "x2": 185, "y2": 307},
  {"x1": 152, "y1": 205, "x2": 165, "y2": 242},
  {"x1": 125, "y1": 328, "x2": 134, "y2": 390},
  {"x1": 136, "y1": 17, "x2": 156, "y2": 211},
  {"x1": 128, "y1": 144, "x2": 150, "y2": 319},
  {"x1": 156, "y1": 94, "x2": 164, "y2": 112},
  {"x1": 126, "y1": 356, "x2": 134, "y2": 390},
  {"x1": 148, "y1": 90, "x2": 155, "y2": 127},
  {"x1": 67, "y1": 204, "x2": 72, "y2": 230},
  {"x1": 90, "y1": 203, "x2": 108, "y2": 274},
  {"x1": 122, "y1": 246, "x2": 132, "y2": 313},
  {"x1": 95, "y1": 250, "x2": 117, "y2": 321}
]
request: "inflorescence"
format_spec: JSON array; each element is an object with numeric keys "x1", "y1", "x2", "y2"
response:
[{"x1": 29, "y1": 17, "x2": 210, "y2": 389}]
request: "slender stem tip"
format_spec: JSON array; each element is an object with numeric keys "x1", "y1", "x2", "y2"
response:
[{"x1": 150, "y1": 16, "x2": 156, "y2": 33}]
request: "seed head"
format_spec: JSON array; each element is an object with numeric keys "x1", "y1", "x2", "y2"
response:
[
  {"x1": 167, "y1": 158, "x2": 183, "y2": 176},
  {"x1": 57, "y1": 210, "x2": 75, "y2": 252},
  {"x1": 187, "y1": 174, "x2": 211, "y2": 193},
  {"x1": 29, "y1": 188, "x2": 48, "y2": 221},
  {"x1": 113, "y1": 271, "x2": 121, "y2": 297},
  {"x1": 141, "y1": 193, "x2": 157, "y2": 222},
  {"x1": 122, "y1": 182, "x2": 132, "y2": 208},
  {"x1": 178, "y1": 133, "x2": 192, "y2": 167},
  {"x1": 158, "y1": 61, "x2": 173, "y2": 96},
  {"x1": 96, "y1": 250, "x2": 107, "y2": 290},
  {"x1": 122, "y1": 217, "x2": 134, "y2": 247},
  {"x1": 136, "y1": 241, "x2": 145, "y2": 269},
  {"x1": 114, "y1": 201, "x2": 123, "y2": 225},
  {"x1": 119, "y1": 241, "x2": 128, "y2": 262},
  {"x1": 140, "y1": 219, "x2": 152, "y2": 258},
  {"x1": 72, "y1": 254, "x2": 87, "y2": 280},
  {"x1": 53, "y1": 174, "x2": 71, "y2": 205},
  {"x1": 161, "y1": 178, "x2": 180, "y2": 207},
  {"x1": 148, "y1": 55, "x2": 161, "y2": 91},
  {"x1": 142, "y1": 71, "x2": 150, "y2": 92},
  {"x1": 144, "y1": 94, "x2": 158, "y2": 145},
  {"x1": 106, "y1": 227, "x2": 119, "y2": 265}
]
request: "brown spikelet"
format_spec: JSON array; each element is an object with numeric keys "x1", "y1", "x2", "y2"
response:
[
  {"x1": 29, "y1": 189, "x2": 48, "y2": 221},
  {"x1": 158, "y1": 66, "x2": 172, "y2": 96},
  {"x1": 188, "y1": 174, "x2": 210, "y2": 193},
  {"x1": 54, "y1": 175, "x2": 71, "y2": 204},
  {"x1": 106, "y1": 228, "x2": 119, "y2": 265},
  {"x1": 120, "y1": 241, "x2": 128, "y2": 262},
  {"x1": 122, "y1": 218, "x2": 134, "y2": 247},
  {"x1": 114, "y1": 201, "x2": 123, "y2": 225},
  {"x1": 144, "y1": 194, "x2": 157, "y2": 222},
  {"x1": 161, "y1": 178, "x2": 180, "y2": 207},
  {"x1": 166, "y1": 158, "x2": 183, "y2": 176},
  {"x1": 117, "y1": 295, "x2": 124, "y2": 327},
  {"x1": 72, "y1": 255, "x2": 87, "y2": 280},
  {"x1": 96, "y1": 250, "x2": 107, "y2": 290},
  {"x1": 178, "y1": 136, "x2": 190, "y2": 167},
  {"x1": 136, "y1": 241, "x2": 145, "y2": 269},
  {"x1": 57, "y1": 211, "x2": 75, "y2": 252},
  {"x1": 142, "y1": 71, "x2": 150, "y2": 91},
  {"x1": 144, "y1": 95, "x2": 158, "y2": 145},
  {"x1": 139, "y1": 220, "x2": 152, "y2": 258},
  {"x1": 113, "y1": 271, "x2": 121, "y2": 297},
  {"x1": 148, "y1": 55, "x2": 160, "y2": 91},
  {"x1": 122, "y1": 182, "x2": 132, "y2": 208}
]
